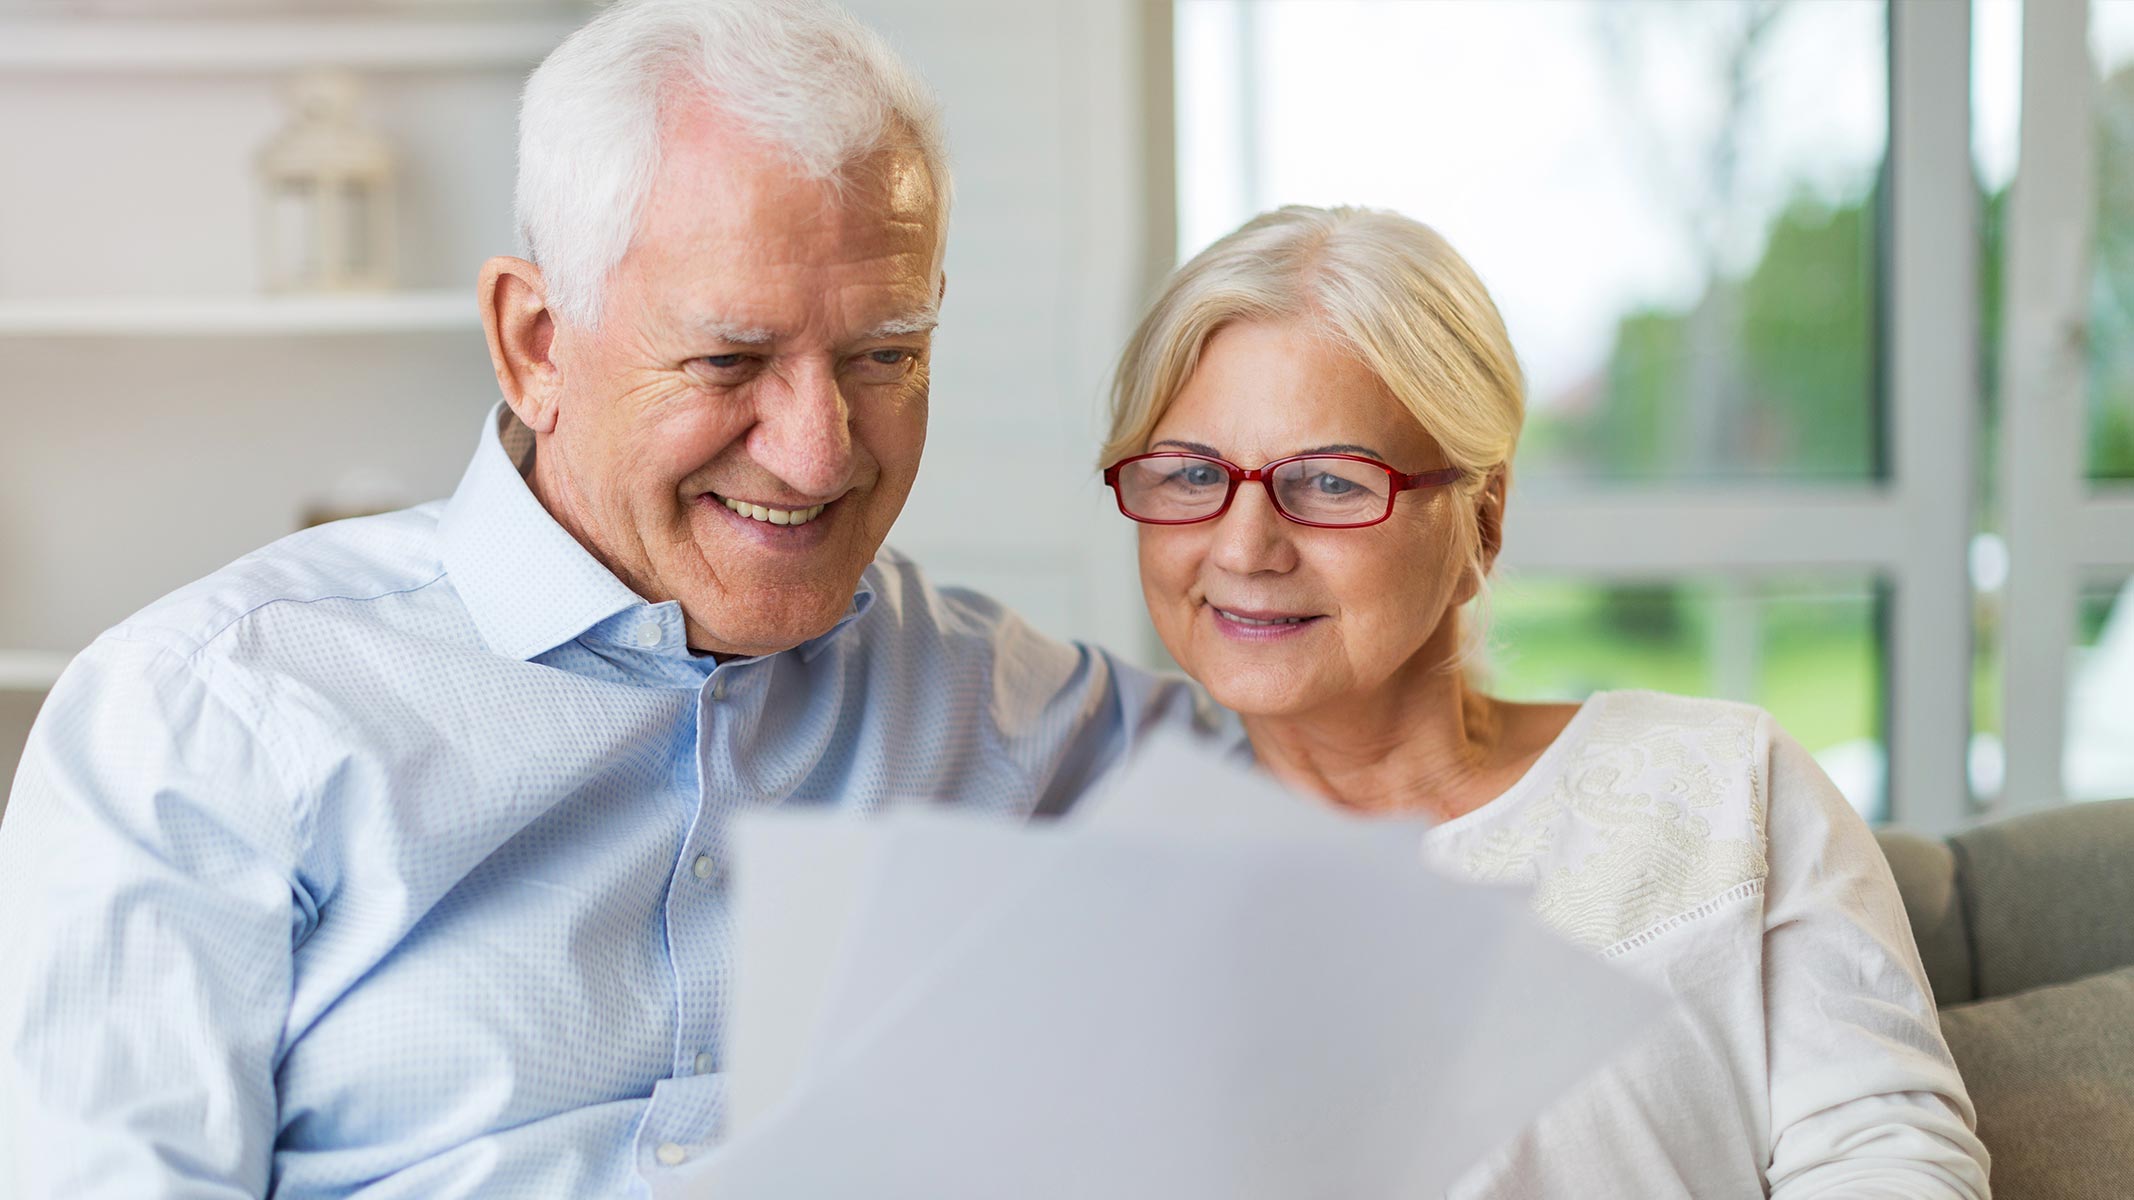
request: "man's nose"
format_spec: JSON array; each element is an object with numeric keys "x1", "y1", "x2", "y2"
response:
[
  {"x1": 1207, "y1": 482, "x2": 1298, "y2": 576},
  {"x1": 749, "y1": 361, "x2": 855, "y2": 498}
]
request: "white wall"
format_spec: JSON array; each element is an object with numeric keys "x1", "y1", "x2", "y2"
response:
[
  {"x1": 0, "y1": 65, "x2": 524, "y2": 654},
  {"x1": 852, "y1": 0, "x2": 1164, "y2": 658}
]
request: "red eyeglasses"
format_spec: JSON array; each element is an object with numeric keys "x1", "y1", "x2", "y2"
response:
[{"x1": 1103, "y1": 451, "x2": 1465, "y2": 529}]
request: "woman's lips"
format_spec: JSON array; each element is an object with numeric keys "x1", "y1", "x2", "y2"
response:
[{"x1": 1207, "y1": 604, "x2": 1324, "y2": 639}]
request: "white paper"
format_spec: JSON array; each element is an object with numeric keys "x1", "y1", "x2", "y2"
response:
[
  {"x1": 798, "y1": 814, "x2": 1078, "y2": 1081},
  {"x1": 681, "y1": 735, "x2": 1666, "y2": 1199},
  {"x1": 723, "y1": 814, "x2": 883, "y2": 1133},
  {"x1": 1070, "y1": 732, "x2": 1383, "y2": 841}
]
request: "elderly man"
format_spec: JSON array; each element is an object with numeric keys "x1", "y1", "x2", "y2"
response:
[{"x1": 0, "y1": 2, "x2": 1211, "y2": 1195}]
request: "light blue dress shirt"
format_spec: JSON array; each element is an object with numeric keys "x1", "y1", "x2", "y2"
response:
[{"x1": 0, "y1": 405, "x2": 1215, "y2": 1199}]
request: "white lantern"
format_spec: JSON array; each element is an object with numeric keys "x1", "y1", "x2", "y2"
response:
[{"x1": 257, "y1": 69, "x2": 396, "y2": 293}]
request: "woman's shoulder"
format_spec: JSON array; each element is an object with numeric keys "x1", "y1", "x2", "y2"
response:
[
  {"x1": 1569, "y1": 688, "x2": 1779, "y2": 828},
  {"x1": 1579, "y1": 687, "x2": 1772, "y2": 743},
  {"x1": 1440, "y1": 688, "x2": 1780, "y2": 954}
]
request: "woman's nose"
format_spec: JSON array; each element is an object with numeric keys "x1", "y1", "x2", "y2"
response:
[{"x1": 1207, "y1": 482, "x2": 1298, "y2": 575}]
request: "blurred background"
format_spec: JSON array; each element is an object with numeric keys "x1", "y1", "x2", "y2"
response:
[{"x1": 0, "y1": 0, "x2": 2127, "y2": 832}]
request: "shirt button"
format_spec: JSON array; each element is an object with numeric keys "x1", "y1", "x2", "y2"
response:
[
  {"x1": 695, "y1": 1051, "x2": 715, "y2": 1074},
  {"x1": 634, "y1": 621, "x2": 662, "y2": 648},
  {"x1": 709, "y1": 678, "x2": 728, "y2": 702},
  {"x1": 656, "y1": 1141, "x2": 688, "y2": 1167},
  {"x1": 692, "y1": 854, "x2": 716, "y2": 881}
]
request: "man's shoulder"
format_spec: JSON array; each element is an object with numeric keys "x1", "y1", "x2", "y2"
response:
[
  {"x1": 106, "y1": 502, "x2": 452, "y2": 665},
  {"x1": 852, "y1": 546, "x2": 1225, "y2": 734},
  {"x1": 857, "y1": 545, "x2": 1080, "y2": 663}
]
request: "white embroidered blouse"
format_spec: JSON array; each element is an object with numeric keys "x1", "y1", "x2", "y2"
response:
[{"x1": 1426, "y1": 690, "x2": 1990, "y2": 1198}]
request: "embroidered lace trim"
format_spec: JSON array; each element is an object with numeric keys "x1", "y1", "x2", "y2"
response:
[{"x1": 1450, "y1": 692, "x2": 1770, "y2": 951}]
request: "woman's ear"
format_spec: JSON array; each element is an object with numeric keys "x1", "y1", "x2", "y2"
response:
[
  {"x1": 1475, "y1": 467, "x2": 1508, "y2": 576},
  {"x1": 479, "y1": 256, "x2": 562, "y2": 434},
  {"x1": 1451, "y1": 468, "x2": 1509, "y2": 609}
]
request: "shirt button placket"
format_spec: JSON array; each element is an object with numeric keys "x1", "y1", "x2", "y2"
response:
[{"x1": 673, "y1": 660, "x2": 732, "y2": 1152}]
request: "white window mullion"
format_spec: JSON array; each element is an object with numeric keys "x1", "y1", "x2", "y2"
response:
[
  {"x1": 1887, "y1": 0, "x2": 1982, "y2": 834},
  {"x1": 1499, "y1": 493, "x2": 1902, "y2": 576},
  {"x1": 1998, "y1": 0, "x2": 2094, "y2": 815},
  {"x1": 2076, "y1": 493, "x2": 2134, "y2": 564}
]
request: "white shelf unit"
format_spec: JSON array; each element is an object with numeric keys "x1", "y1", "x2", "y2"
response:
[
  {"x1": 0, "y1": 14, "x2": 544, "y2": 678},
  {"x1": 0, "y1": 651, "x2": 71, "y2": 694},
  {"x1": 0, "y1": 290, "x2": 480, "y2": 337},
  {"x1": 0, "y1": 15, "x2": 586, "y2": 73}
]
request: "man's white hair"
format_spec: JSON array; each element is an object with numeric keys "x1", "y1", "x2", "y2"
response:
[{"x1": 515, "y1": 0, "x2": 952, "y2": 328}]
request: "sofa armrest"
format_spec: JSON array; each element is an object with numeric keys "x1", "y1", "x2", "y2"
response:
[{"x1": 1875, "y1": 826, "x2": 1975, "y2": 1007}]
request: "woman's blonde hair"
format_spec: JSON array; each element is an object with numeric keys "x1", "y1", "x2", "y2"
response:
[{"x1": 1104, "y1": 204, "x2": 1523, "y2": 487}]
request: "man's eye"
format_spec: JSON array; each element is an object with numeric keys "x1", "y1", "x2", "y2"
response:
[
  {"x1": 700, "y1": 354, "x2": 749, "y2": 370},
  {"x1": 867, "y1": 349, "x2": 912, "y2": 366}
]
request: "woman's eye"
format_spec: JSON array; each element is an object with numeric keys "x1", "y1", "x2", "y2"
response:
[
  {"x1": 1313, "y1": 473, "x2": 1356, "y2": 495},
  {"x1": 1179, "y1": 465, "x2": 1223, "y2": 488}
]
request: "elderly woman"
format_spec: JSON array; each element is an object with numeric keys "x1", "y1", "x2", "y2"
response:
[{"x1": 1099, "y1": 206, "x2": 1990, "y2": 1198}]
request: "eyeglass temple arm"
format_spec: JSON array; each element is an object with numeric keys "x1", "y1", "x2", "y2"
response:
[{"x1": 1398, "y1": 466, "x2": 1467, "y2": 490}]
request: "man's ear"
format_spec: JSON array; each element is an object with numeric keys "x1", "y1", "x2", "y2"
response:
[{"x1": 480, "y1": 256, "x2": 561, "y2": 434}]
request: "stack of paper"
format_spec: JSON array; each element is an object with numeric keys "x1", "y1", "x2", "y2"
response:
[{"x1": 658, "y1": 736, "x2": 1662, "y2": 1198}]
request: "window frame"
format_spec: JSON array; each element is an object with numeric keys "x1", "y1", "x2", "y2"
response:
[{"x1": 1998, "y1": 0, "x2": 2134, "y2": 815}]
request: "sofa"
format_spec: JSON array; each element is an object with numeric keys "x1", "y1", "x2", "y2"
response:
[{"x1": 1876, "y1": 797, "x2": 2134, "y2": 1200}]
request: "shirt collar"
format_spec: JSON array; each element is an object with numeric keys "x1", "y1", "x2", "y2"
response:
[
  {"x1": 439, "y1": 404, "x2": 647, "y2": 661},
  {"x1": 440, "y1": 403, "x2": 880, "y2": 664}
]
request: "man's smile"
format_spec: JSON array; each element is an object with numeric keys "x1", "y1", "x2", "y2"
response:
[
  {"x1": 697, "y1": 491, "x2": 848, "y2": 548},
  {"x1": 713, "y1": 494, "x2": 830, "y2": 526}
]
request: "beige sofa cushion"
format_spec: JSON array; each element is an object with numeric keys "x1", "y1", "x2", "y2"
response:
[
  {"x1": 1950, "y1": 798, "x2": 2134, "y2": 997},
  {"x1": 1938, "y1": 964, "x2": 2134, "y2": 1200}
]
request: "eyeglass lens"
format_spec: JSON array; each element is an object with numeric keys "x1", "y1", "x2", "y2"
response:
[{"x1": 1115, "y1": 456, "x2": 1393, "y2": 525}]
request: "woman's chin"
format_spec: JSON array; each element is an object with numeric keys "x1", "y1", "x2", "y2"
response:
[{"x1": 1194, "y1": 663, "x2": 1331, "y2": 720}]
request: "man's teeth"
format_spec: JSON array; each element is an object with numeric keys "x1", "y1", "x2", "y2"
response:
[
  {"x1": 1216, "y1": 609, "x2": 1309, "y2": 626},
  {"x1": 721, "y1": 497, "x2": 828, "y2": 526}
]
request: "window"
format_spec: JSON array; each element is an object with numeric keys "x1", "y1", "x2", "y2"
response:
[
  {"x1": 1178, "y1": 0, "x2": 1887, "y2": 487},
  {"x1": 2090, "y1": 1, "x2": 2134, "y2": 482},
  {"x1": 2070, "y1": 574, "x2": 2134, "y2": 801},
  {"x1": 1488, "y1": 577, "x2": 1887, "y2": 818},
  {"x1": 1987, "y1": 0, "x2": 2134, "y2": 814}
]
